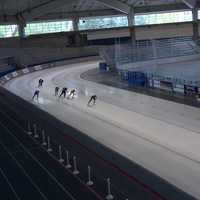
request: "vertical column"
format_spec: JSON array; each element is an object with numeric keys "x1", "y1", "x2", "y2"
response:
[
  {"x1": 152, "y1": 39, "x2": 158, "y2": 59},
  {"x1": 128, "y1": 6, "x2": 136, "y2": 44},
  {"x1": 72, "y1": 17, "x2": 81, "y2": 46},
  {"x1": 18, "y1": 22, "x2": 26, "y2": 38},
  {"x1": 72, "y1": 17, "x2": 79, "y2": 31},
  {"x1": 192, "y1": 6, "x2": 199, "y2": 41}
]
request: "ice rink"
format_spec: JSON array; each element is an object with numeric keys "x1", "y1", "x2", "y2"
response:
[{"x1": 4, "y1": 59, "x2": 200, "y2": 199}]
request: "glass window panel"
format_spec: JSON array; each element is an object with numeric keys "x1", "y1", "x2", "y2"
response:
[
  {"x1": 0, "y1": 24, "x2": 18, "y2": 38},
  {"x1": 135, "y1": 10, "x2": 192, "y2": 26},
  {"x1": 198, "y1": 10, "x2": 200, "y2": 19},
  {"x1": 79, "y1": 15, "x2": 128, "y2": 30},
  {"x1": 25, "y1": 20, "x2": 73, "y2": 36}
]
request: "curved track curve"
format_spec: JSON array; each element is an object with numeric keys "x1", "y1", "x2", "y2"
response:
[{"x1": 4, "y1": 59, "x2": 200, "y2": 199}]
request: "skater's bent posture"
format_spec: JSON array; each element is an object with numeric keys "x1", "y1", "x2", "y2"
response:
[
  {"x1": 88, "y1": 95, "x2": 97, "y2": 106},
  {"x1": 38, "y1": 78, "x2": 44, "y2": 88},
  {"x1": 55, "y1": 86, "x2": 59, "y2": 96},
  {"x1": 68, "y1": 89, "x2": 76, "y2": 99},
  {"x1": 32, "y1": 90, "x2": 40, "y2": 101},
  {"x1": 59, "y1": 87, "x2": 68, "y2": 98}
]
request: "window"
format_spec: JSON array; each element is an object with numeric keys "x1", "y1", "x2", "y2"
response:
[
  {"x1": 25, "y1": 20, "x2": 73, "y2": 36},
  {"x1": 79, "y1": 15, "x2": 128, "y2": 30},
  {"x1": 135, "y1": 10, "x2": 192, "y2": 26},
  {"x1": 0, "y1": 24, "x2": 18, "y2": 38}
]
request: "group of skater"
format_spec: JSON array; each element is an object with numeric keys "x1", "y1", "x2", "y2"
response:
[
  {"x1": 32, "y1": 78, "x2": 97, "y2": 106},
  {"x1": 55, "y1": 87, "x2": 76, "y2": 99}
]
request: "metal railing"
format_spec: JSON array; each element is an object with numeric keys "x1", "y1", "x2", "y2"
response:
[{"x1": 100, "y1": 37, "x2": 199, "y2": 68}]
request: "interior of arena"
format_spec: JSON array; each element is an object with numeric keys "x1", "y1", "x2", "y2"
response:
[{"x1": 1, "y1": 0, "x2": 200, "y2": 200}]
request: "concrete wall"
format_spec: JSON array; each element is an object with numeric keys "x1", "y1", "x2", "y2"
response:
[
  {"x1": 0, "y1": 29, "x2": 97, "y2": 67},
  {"x1": 86, "y1": 22, "x2": 199, "y2": 41},
  {"x1": 0, "y1": 31, "x2": 97, "y2": 67},
  {"x1": 0, "y1": 46, "x2": 98, "y2": 67},
  {"x1": 87, "y1": 28, "x2": 130, "y2": 40},
  {"x1": 135, "y1": 23, "x2": 194, "y2": 40},
  {"x1": 0, "y1": 31, "x2": 86, "y2": 48}
]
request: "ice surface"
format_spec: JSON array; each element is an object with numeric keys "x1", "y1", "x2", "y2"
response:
[{"x1": 4, "y1": 60, "x2": 200, "y2": 199}]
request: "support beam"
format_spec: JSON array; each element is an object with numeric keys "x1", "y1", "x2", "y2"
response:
[
  {"x1": 0, "y1": 15, "x2": 17, "y2": 24},
  {"x1": 192, "y1": 6, "x2": 199, "y2": 40},
  {"x1": 34, "y1": 9, "x2": 122, "y2": 22},
  {"x1": 71, "y1": 17, "x2": 81, "y2": 46},
  {"x1": 18, "y1": 23, "x2": 26, "y2": 38},
  {"x1": 28, "y1": 3, "x2": 189, "y2": 22},
  {"x1": 128, "y1": 7, "x2": 135, "y2": 27},
  {"x1": 96, "y1": 0, "x2": 130, "y2": 14},
  {"x1": 0, "y1": 3, "x2": 190, "y2": 24},
  {"x1": 128, "y1": 7, "x2": 136, "y2": 43},
  {"x1": 16, "y1": 13, "x2": 26, "y2": 38},
  {"x1": 72, "y1": 17, "x2": 79, "y2": 31},
  {"x1": 182, "y1": 0, "x2": 196, "y2": 8},
  {"x1": 18, "y1": 0, "x2": 74, "y2": 22}
]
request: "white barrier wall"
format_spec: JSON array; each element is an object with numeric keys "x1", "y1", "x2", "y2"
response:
[{"x1": 0, "y1": 56, "x2": 99, "y2": 86}]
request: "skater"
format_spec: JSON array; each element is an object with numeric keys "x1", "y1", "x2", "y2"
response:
[
  {"x1": 55, "y1": 86, "x2": 59, "y2": 96},
  {"x1": 88, "y1": 95, "x2": 97, "y2": 106},
  {"x1": 59, "y1": 87, "x2": 68, "y2": 98},
  {"x1": 38, "y1": 78, "x2": 44, "y2": 88},
  {"x1": 32, "y1": 89, "x2": 40, "y2": 101},
  {"x1": 68, "y1": 89, "x2": 76, "y2": 99}
]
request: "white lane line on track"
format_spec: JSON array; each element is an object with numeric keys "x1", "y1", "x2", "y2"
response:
[
  {"x1": 0, "y1": 166, "x2": 21, "y2": 200},
  {"x1": 0, "y1": 135, "x2": 48, "y2": 200},
  {"x1": 0, "y1": 111, "x2": 77, "y2": 200},
  {"x1": 0, "y1": 98, "x2": 105, "y2": 200},
  {"x1": 30, "y1": 131, "x2": 105, "y2": 200}
]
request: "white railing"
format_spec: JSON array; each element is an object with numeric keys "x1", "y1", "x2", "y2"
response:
[{"x1": 100, "y1": 37, "x2": 199, "y2": 68}]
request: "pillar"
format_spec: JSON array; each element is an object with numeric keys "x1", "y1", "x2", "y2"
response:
[
  {"x1": 72, "y1": 17, "x2": 81, "y2": 46},
  {"x1": 72, "y1": 17, "x2": 79, "y2": 31},
  {"x1": 128, "y1": 7, "x2": 136, "y2": 44},
  {"x1": 192, "y1": 7, "x2": 199, "y2": 41},
  {"x1": 18, "y1": 23, "x2": 26, "y2": 38}
]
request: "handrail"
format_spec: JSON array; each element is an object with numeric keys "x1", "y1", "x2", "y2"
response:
[{"x1": 100, "y1": 36, "x2": 199, "y2": 67}]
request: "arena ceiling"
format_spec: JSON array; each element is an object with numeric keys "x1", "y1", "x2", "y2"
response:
[{"x1": 0, "y1": 0, "x2": 199, "y2": 23}]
